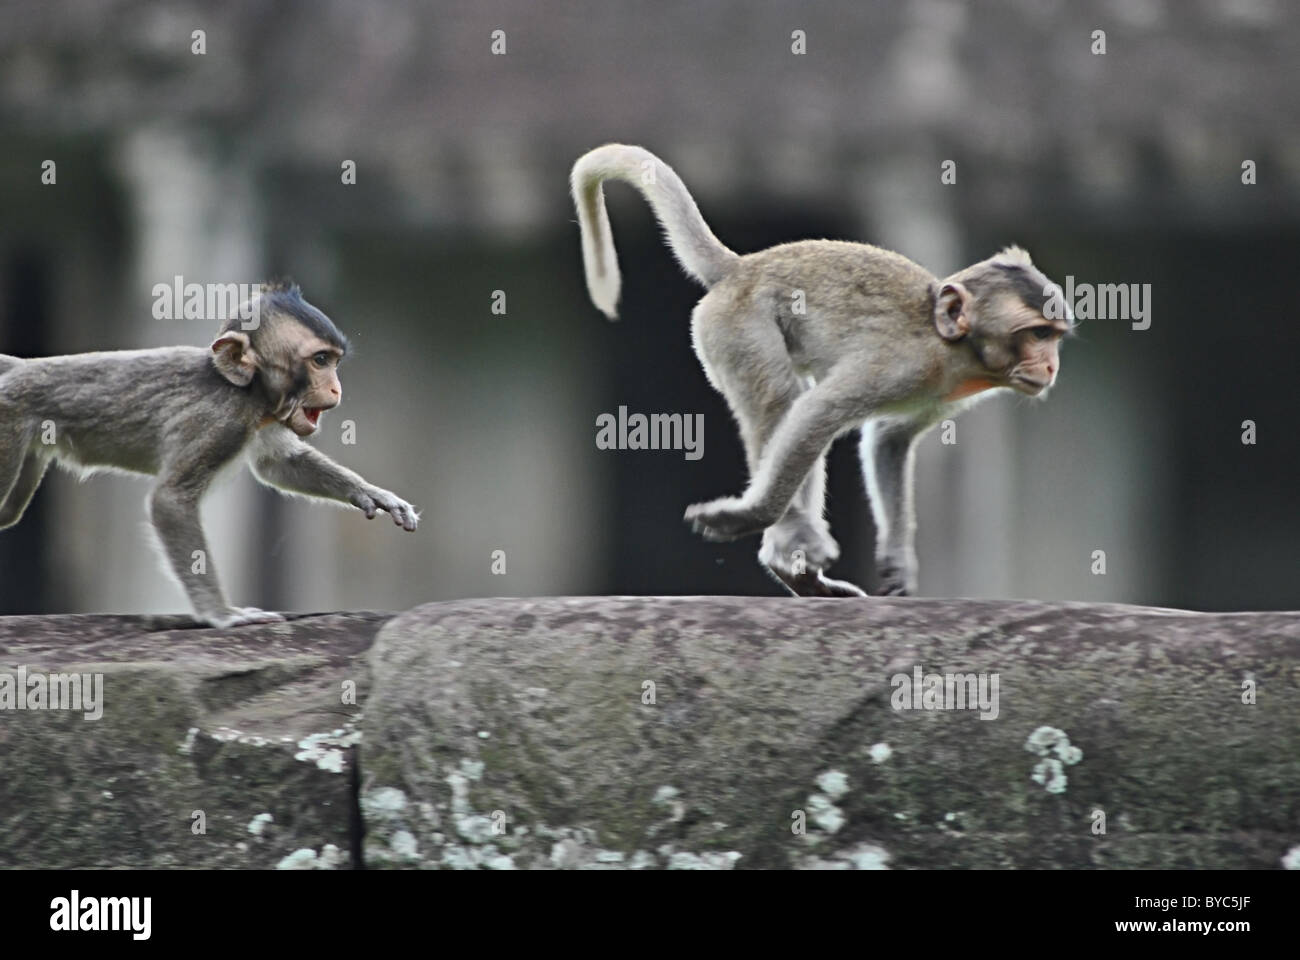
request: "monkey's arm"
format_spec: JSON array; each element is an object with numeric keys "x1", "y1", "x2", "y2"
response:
[
  {"x1": 687, "y1": 367, "x2": 875, "y2": 540},
  {"x1": 248, "y1": 426, "x2": 419, "y2": 531},
  {"x1": 0, "y1": 452, "x2": 50, "y2": 530},
  {"x1": 151, "y1": 444, "x2": 284, "y2": 628}
]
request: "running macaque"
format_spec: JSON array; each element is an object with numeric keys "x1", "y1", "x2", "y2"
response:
[
  {"x1": 572, "y1": 144, "x2": 1070, "y2": 597},
  {"x1": 0, "y1": 283, "x2": 418, "y2": 626}
]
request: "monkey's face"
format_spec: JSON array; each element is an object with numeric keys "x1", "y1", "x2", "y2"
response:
[
  {"x1": 212, "y1": 292, "x2": 350, "y2": 435},
  {"x1": 253, "y1": 322, "x2": 345, "y2": 436},
  {"x1": 940, "y1": 253, "x2": 1072, "y2": 400},
  {"x1": 284, "y1": 337, "x2": 344, "y2": 437},
  {"x1": 994, "y1": 297, "x2": 1068, "y2": 397}
]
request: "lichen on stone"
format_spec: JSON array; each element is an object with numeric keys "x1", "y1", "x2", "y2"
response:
[
  {"x1": 796, "y1": 841, "x2": 890, "y2": 870},
  {"x1": 815, "y1": 769, "x2": 850, "y2": 799},
  {"x1": 1032, "y1": 758, "x2": 1068, "y2": 793},
  {"x1": 1025, "y1": 726, "x2": 1082, "y2": 792},
  {"x1": 363, "y1": 786, "x2": 409, "y2": 818},
  {"x1": 247, "y1": 812, "x2": 273, "y2": 836},
  {"x1": 807, "y1": 793, "x2": 845, "y2": 833},
  {"x1": 1025, "y1": 725, "x2": 1068, "y2": 756},
  {"x1": 652, "y1": 785, "x2": 686, "y2": 823},
  {"x1": 294, "y1": 727, "x2": 361, "y2": 773},
  {"x1": 390, "y1": 830, "x2": 419, "y2": 860},
  {"x1": 177, "y1": 727, "x2": 199, "y2": 755},
  {"x1": 275, "y1": 843, "x2": 343, "y2": 870},
  {"x1": 666, "y1": 850, "x2": 742, "y2": 870}
]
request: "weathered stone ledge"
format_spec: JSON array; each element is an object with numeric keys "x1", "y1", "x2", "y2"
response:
[{"x1": 2, "y1": 599, "x2": 1297, "y2": 869}]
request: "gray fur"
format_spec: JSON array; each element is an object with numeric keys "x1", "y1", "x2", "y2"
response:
[{"x1": 0, "y1": 298, "x2": 417, "y2": 627}]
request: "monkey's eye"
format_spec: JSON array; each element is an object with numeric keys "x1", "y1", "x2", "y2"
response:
[
  {"x1": 1028, "y1": 327, "x2": 1055, "y2": 340},
  {"x1": 312, "y1": 353, "x2": 330, "y2": 367}
]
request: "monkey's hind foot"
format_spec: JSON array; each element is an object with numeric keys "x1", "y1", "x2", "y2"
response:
[
  {"x1": 203, "y1": 606, "x2": 286, "y2": 629},
  {"x1": 684, "y1": 497, "x2": 771, "y2": 541},
  {"x1": 873, "y1": 559, "x2": 915, "y2": 596},
  {"x1": 768, "y1": 566, "x2": 868, "y2": 599}
]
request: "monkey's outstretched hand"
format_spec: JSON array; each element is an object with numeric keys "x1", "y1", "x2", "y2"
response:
[{"x1": 352, "y1": 486, "x2": 419, "y2": 531}]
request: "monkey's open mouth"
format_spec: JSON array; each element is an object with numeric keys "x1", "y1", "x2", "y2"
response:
[{"x1": 303, "y1": 407, "x2": 323, "y2": 426}]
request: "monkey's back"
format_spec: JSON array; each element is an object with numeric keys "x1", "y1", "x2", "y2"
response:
[
  {"x1": 736, "y1": 240, "x2": 935, "y2": 314},
  {"x1": 0, "y1": 347, "x2": 251, "y2": 475},
  {"x1": 707, "y1": 240, "x2": 940, "y2": 376}
]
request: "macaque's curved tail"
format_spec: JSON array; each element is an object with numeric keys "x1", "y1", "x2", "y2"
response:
[{"x1": 571, "y1": 144, "x2": 739, "y2": 319}]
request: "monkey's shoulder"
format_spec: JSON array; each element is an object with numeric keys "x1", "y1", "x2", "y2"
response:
[{"x1": 3, "y1": 346, "x2": 250, "y2": 434}]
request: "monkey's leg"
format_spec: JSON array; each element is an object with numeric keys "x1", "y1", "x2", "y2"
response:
[
  {"x1": 690, "y1": 305, "x2": 858, "y2": 593},
  {"x1": 759, "y1": 452, "x2": 868, "y2": 598},
  {"x1": 149, "y1": 482, "x2": 283, "y2": 628},
  {"x1": 859, "y1": 416, "x2": 926, "y2": 596},
  {"x1": 0, "y1": 452, "x2": 50, "y2": 529},
  {"x1": 717, "y1": 385, "x2": 856, "y2": 591},
  {"x1": 760, "y1": 450, "x2": 833, "y2": 569},
  {"x1": 686, "y1": 368, "x2": 866, "y2": 542},
  {"x1": 0, "y1": 416, "x2": 35, "y2": 519}
]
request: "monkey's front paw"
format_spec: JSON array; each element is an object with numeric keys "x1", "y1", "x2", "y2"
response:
[
  {"x1": 684, "y1": 497, "x2": 769, "y2": 541},
  {"x1": 206, "y1": 607, "x2": 286, "y2": 628},
  {"x1": 356, "y1": 489, "x2": 419, "y2": 531}
]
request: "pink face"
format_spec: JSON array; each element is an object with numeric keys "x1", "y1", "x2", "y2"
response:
[
  {"x1": 286, "y1": 340, "x2": 343, "y2": 436},
  {"x1": 1005, "y1": 301, "x2": 1068, "y2": 396}
]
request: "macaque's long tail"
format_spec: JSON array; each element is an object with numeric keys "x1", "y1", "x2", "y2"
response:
[{"x1": 570, "y1": 144, "x2": 738, "y2": 319}]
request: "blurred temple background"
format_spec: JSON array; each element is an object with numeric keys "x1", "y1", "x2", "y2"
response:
[{"x1": 0, "y1": 0, "x2": 1296, "y2": 615}]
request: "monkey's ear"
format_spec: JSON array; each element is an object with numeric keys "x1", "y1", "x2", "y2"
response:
[
  {"x1": 934, "y1": 283, "x2": 972, "y2": 341},
  {"x1": 210, "y1": 332, "x2": 258, "y2": 386}
]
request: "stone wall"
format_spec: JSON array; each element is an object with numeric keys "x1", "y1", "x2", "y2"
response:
[{"x1": 2, "y1": 598, "x2": 1296, "y2": 869}]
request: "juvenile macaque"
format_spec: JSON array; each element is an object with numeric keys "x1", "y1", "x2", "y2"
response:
[
  {"x1": 0, "y1": 283, "x2": 418, "y2": 627},
  {"x1": 572, "y1": 144, "x2": 1071, "y2": 597}
]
